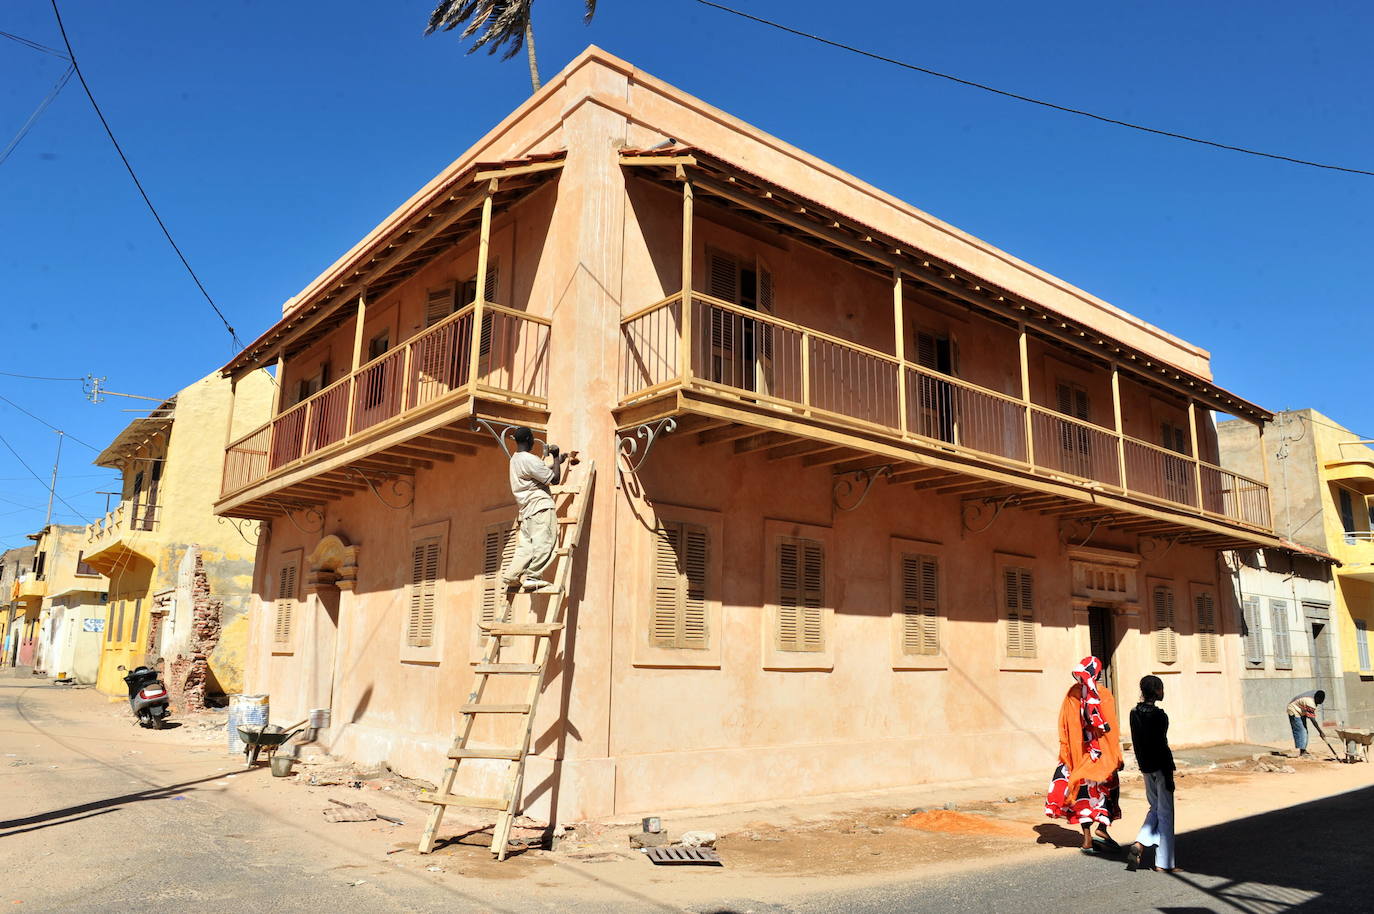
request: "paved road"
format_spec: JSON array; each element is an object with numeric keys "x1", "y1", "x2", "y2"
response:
[{"x1": 4, "y1": 670, "x2": 1364, "y2": 913}]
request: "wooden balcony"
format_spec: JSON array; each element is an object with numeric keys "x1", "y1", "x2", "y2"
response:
[
  {"x1": 216, "y1": 303, "x2": 551, "y2": 519},
  {"x1": 618, "y1": 293, "x2": 1274, "y2": 547}
]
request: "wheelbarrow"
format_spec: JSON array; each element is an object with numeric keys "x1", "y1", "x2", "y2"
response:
[{"x1": 238, "y1": 720, "x2": 307, "y2": 770}]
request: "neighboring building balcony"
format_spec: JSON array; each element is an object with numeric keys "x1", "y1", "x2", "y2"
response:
[
  {"x1": 217, "y1": 303, "x2": 550, "y2": 519},
  {"x1": 82, "y1": 501, "x2": 160, "y2": 575},
  {"x1": 619, "y1": 292, "x2": 1272, "y2": 544},
  {"x1": 14, "y1": 573, "x2": 45, "y2": 602}
]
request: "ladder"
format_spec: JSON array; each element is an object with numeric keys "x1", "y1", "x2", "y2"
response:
[{"x1": 417, "y1": 460, "x2": 594, "y2": 859}]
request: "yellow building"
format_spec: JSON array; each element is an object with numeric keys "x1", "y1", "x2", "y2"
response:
[
  {"x1": 83, "y1": 369, "x2": 274, "y2": 704},
  {"x1": 1222, "y1": 408, "x2": 1374, "y2": 729}
]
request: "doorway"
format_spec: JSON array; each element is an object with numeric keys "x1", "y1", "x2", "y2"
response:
[{"x1": 1087, "y1": 606, "x2": 1116, "y2": 693}]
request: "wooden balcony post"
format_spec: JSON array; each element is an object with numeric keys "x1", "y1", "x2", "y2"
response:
[
  {"x1": 1188, "y1": 400, "x2": 1205, "y2": 509},
  {"x1": 468, "y1": 189, "x2": 494, "y2": 390},
  {"x1": 347, "y1": 291, "x2": 367, "y2": 438},
  {"x1": 893, "y1": 269, "x2": 908, "y2": 435},
  {"x1": 800, "y1": 329, "x2": 812, "y2": 412},
  {"x1": 272, "y1": 352, "x2": 287, "y2": 415},
  {"x1": 1018, "y1": 323, "x2": 1035, "y2": 466},
  {"x1": 680, "y1": 175, "x2": 694, "y2": 383},
  {"x1": 223, "y1": 376, "x2": 238, "y2": 449},
  {"x1": 1111, "y1": 364, "x2": 1127, "y2": 491}
]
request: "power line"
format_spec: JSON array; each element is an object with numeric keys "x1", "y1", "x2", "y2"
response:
[
  {"x1": 0, "y1": 430, "x2": 90, "y2": 523},
  {"x1": 0, "y1": 62, "x2": 74, "y2": 167},
  {"x1": 0, "y1": 29, "x2": 68, "y2": 59},
  {"x1": 0, "y1": 394, "x2": 99, "y2": 451},
  {"x1": 0, "y1": 369, "x2": 83, "y2": 382},
  {"x1": 48, "y1": 0, "x2": 245, "y2": 349},
  {"x1": 694, "y1": 0, "x2": 1374, "y2": 178}
]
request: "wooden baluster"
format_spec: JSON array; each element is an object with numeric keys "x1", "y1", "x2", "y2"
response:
[
  {"x1": 1018, "y1": 323, "x2": 1034, "y2": 467},
  {"x1": 1188, "y1": 401, "x2": 1204, "y2": 511},
  {"x1": 1111, "y1": 364, "x2": 1127, "y2": 492}
]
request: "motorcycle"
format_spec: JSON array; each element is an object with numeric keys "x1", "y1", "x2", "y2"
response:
[{"x1": 120, "y1": 665, "x2": 171, "y2": 729}]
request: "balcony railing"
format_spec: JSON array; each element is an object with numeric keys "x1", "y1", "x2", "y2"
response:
[
  {"x1": 621, "y1": 292, "x2": 1271, "y2": 531},
  {"x1": 222, "y1": 303, "x2": 551, "y2": 498},
  {"x1": 85, "y1": 501, "x2": 160, "y2": 544}
]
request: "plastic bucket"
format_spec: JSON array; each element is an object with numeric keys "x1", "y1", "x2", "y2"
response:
[
  {"x1": 270, "y1": 754, "x2": 295, "y2": 777},
  {"x1": 228, "y1": 694, "x2": 269, "y2": 754}
]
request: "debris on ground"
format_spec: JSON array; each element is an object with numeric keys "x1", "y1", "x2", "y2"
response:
[
  {"x1": 630, "y1": 831, "x2": 670, "y2": 848},
  {"x1": 322, "y1": 799, "x2": 405, "y2": 824},
  {"x1": 678, "y1": 830, "x2": 717, "y2": 848},
  {"x1": 898, "y1": 809, "x2": 1026, "y2": 837}
]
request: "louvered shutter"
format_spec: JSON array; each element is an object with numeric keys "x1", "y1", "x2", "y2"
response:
[
  {"x1": 425, "y1": 284, "x2": 456, "y2": 328},
  {"x1": 1153, "y1": 586, "x2": 1177, "y2": 663},
  {"x1": 757, "y1": 266, "x2": 774, "y2": 313},
  {"x1": 1271, "y1": 600, "x2": 1292, "y2": 667},
  {"x1": 650, "y1": 522, "x2": 710, "y2": 650},
  {"x1": 1195, "y1": 592, "x2": 1218, "y2": 663},
  {"x1": 480, "y1": 523, "x2": 518, "y2": 625},
  {"x1": 777, "y1": 538, "x2": 824, "y2": 653},
  {"x1": 916, "y1": 332, "x2": 938, "y2": 370},
  {"x1": 485, "y1": 259, "x2": 500, "y2": 305},
  {"x1": 901, "y1": 554, "x2": 940, "y2": 656},
  {"x1": 708, "y1": 251, "x2": 739, "y2": 303},
  {"x1": 407, "y1": 538, "x2": 441, "y2": 648},
  {"x1": 1004, "y1": 567, "x2": 1035, "y2": 658},
  {"x1": 651, "y1": 525, "x2": 682, "y2": 648},
  {"x1": 1241, "y1": 596, "x2": 1264, "y2": 668},
  {"x1": 274, "y1": 562, "x2": 297, "y2": 644},
  {"x1": 681, "y1": 524, "x2": 708, "y2": 649}
]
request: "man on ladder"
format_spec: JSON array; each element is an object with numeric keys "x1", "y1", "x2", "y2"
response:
[{"x1": 503, "y1": 426, "x2": 568, "y2": 594}]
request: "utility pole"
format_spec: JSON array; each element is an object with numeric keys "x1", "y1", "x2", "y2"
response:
[{"x1": 43, "y1": 431, "x2": 63, "y2": 529}]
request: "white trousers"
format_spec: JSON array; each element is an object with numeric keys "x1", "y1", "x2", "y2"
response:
[
  {"x1": 503, "y1": 507, "x2": 557, "y2": 584},
  {"x1": 1136, "y1": 769, "x2": 1175, "y2": 869}
]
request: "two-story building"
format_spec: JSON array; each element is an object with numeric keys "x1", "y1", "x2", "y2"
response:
[
  {"x1": 1221, "y1": 409, "x2": 1374, "y2": 731},
  {"x1": 1, "y1": 544, "x2": 37, "y2": 667},
  {"x1": 82, "y1": 369, "x2": 274, "y2": 704},
  {"x1": 20, "y1": 525, "x2": 108, "y2": 682},
  {"x1": 218, "y1": 49, "x2": 1278, "y2": 826}
]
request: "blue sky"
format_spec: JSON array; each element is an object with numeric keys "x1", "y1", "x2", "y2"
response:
[{"x1": 1, "y1": 0, "x2": 1371, "y2": 549}]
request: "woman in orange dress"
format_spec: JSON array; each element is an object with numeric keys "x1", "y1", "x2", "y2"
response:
[{"x1": 1044, "y1": 656, "x2": 1124, "y2": 852}]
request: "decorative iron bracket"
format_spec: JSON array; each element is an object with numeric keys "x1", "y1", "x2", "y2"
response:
[
  {"x1": 617, "y1": 418, "x2": 677, "y2": 475},
  {"x1": 216, "y1": 515, "x2": 261, "y2": 547},
  {"x1": 346, "y1": 467, "x2": 415, "y2": 510},
  {"x1": 833, "y1": 464, "x2": 893, "y2": 512},
  {"x1": 1059, "y1": 514, "x2": 1115, "y2": 549},
  {"x1": 269, "y1": 500, "x2": 325, "y2": 535},
  {"x1": 472, "y1": 418, "x2": 551, "y2": 458},
  {"x1": 961, "y1": 494, "x2": 1024, "y2": 536},
  {"x1": 1139, "y1": 533, "x2": 1183, "y2": 561}
]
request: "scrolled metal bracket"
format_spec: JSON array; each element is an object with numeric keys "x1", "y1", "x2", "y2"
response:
[
  {"x1": 961, "y1": 494, "x2": 1024, "y2": 536},
  {"x1": 346, "y1": 467, "x2": 415, "y2": 511},
  {"x1": 1060, "y1": 514, "x2": 1114, "y2": 549},
  {"x1": 832, "y1": 464, "x2": 893, "y2": 512},
  {"x1": 471, "y1": 418, "x2": 553, "y2": 458},
  {"x1": 216, "y1": 515, "x2": 261, "y2": 548},
  {"x1": 1139, "y1": 533, "x2": 1183, "y2": 561},
  {"x1": 617, "y1": 417, "x2": 677, "y2": 475},
  {"x1": 270, "y1": 500, "x2": 325, "y2": 536}
]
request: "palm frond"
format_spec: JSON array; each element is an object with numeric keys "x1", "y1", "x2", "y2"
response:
[{"x1": 584, "y1": 0, "x2": 597, "y2": 23}]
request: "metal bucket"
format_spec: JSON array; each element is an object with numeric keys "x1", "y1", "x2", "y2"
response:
[
  {"x1": 270, "y1": 754, "x2": 295, "y2": 777},
  {"x1": 228, "y1": 694, "x2": 269, "y2": 754}
]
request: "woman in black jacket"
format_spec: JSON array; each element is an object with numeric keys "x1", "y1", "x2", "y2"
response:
[{"x1": 1126, "y1": 675, "x2": 1175, "y2": 872}]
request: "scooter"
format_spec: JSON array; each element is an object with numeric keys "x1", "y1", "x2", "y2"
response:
[{"x1": 120, "y1": 665, "x2": 171, "y2": 729}]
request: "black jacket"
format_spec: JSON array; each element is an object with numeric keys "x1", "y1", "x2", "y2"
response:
[{"x1": 1129, "y1": 702, "x2": 1175, "y2": 774}]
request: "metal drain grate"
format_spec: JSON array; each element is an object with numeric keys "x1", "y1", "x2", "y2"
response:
[{"x1": 644, "y1": 846, "x2": 722, "y2": 866}]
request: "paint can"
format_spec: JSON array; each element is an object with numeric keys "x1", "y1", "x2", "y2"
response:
[
  {"x1": 308, "y1": 707, "x2": 331, "y2": 729},
  {"x1": 228, "y1": 694, "x2": 269, "y2": 754}
]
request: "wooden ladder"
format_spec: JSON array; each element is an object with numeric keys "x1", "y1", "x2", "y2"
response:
[{"x1": 416, "y1": 460, "x2": 594, "y2": 859}]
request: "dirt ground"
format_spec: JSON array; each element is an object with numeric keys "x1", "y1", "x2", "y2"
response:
[{"x1": 9, "y1": 673, "x2": 1374, "y2": 911}]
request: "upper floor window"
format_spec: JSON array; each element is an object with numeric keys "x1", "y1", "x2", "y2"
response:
[
  {"x1": 1338, "y1": 486, "x2": 1368, "y2": 545},
  {"x1": 75, "y1": 551, "x2": 98, "y2": 577},
  {"x1": 1161, "y1": 420, "x2": 1189, "y2": 455},
  {"x1": 295, "y1": 361, "x2": 330, "y2": 404}
]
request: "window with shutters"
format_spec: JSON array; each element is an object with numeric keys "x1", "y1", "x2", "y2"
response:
[
  {"x1": 1356, "y1": 619, "x2": 1371, "y2": 672},
  {"x1": 479, "y1": 521, "x2": 518, "y2": 628},
  {"x1": 1001, "y1": 565, "x2": 1037, "y2": 660},
  {"x1": 407, "y1": 537, "x2": 441, "y2": 649},
  {"x1": 1055, "y1": 380, "x2": 1093, "y2": 475},
  {"x1": 1193, "y1": 587, "x2": 1219, "y2": 664},
  {"x1": 914, "y1": 330, "x2": 957, "y2": 444},
  {"x1": 650, "y1": 522, "x2": 709, "y2": 651},
  {"x1": 425, "y1": 282, "x2": 457, "y2": 328},
  {"x1": 764, "y1": 521, "x2": 834, "y2": 671},
  {"x1": 273, "y1": 556, "x2": 300, "y2": 651},
  {"x1": 1151, "y1": 583, "x2": 1178, "y2": 665},
  {"x1": 1241, "y1": 595, "x2": 1264, "y2": 668},
  {"x1": 635, "y1": 506, "x2": 723, "y2": 669},
  {"x1": 1337, "y1": 486, "x2": 1366, "y2": 545},
  {"x1": 702, "y1": 248, "x2": 774, "y2": 395},
  {"x1": 1271, "y1": 599, "x2": 1293, "y2": 669},
  {"x1": 401, "y1": 521, "x2": 448, "y2": 662},
  {"x1": 900, "y1": 554, "x2": 940, "y2": 656}
]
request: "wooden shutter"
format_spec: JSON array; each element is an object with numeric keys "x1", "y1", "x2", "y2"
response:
[
  {"x1": 1241, "y1": 595, "x2": 1264, "y2": 668},
  {"x1": 707, "y1": 251, "x2": 739, "y2": 303},
  {"x1": 901, "y1": 554, "x2": 940, "y2": 656},
  {"x1": 1271, "y1": 599, "x2": 1292, "y2": 667},
  {"x1": 651, "y1": 522, "x2": 710, "y2": 650},
  {"x1": 480, "y1": 523, "x2": 518, "y2": 625},
  {"x1": 777, "y1": 537, "x2": 824, "y2": 652},
  {"x1": 407, "y1": 538, "x2": 441, "y2": 648},
  {"x1": 274, "y1": 561, "x2": 298, "y2": 644},
  {"x1": 484, "y1": 258, "x2": 500, "y2": 305},
  {"x1": 1356, "y1": 620, "x2": 1371, "y2": 671},
  {"x1": 425, "y1": 283, "x2": 456, "y2": 328},
  {"x1": 1153, "y1": 585, "x2": 1177, "y2": 663},
  {"x1": 1196, "y1": 591, "x2": 1218, "y2": 663},
  {"x1": 757, "y1": 266, "x2": 774, "y2": 313},
  {"x1": 1004, "y1": 566, "x2": 1036, "y2": 658},
  {"x1": 916, "y1": 332, "x2": 938, "y2": 370}
]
